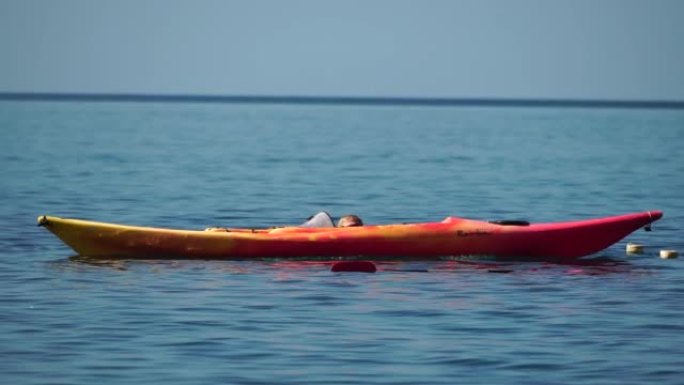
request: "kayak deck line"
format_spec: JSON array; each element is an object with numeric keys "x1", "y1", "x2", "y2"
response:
[{"x1": 38, "y1": 211, "x2": 663, "y2": 260}]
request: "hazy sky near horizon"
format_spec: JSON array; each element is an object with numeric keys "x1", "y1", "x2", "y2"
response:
[{"x1": 1, "y1": 0, "x2": 683, "y2": 100}]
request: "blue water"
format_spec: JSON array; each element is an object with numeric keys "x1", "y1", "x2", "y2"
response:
[{"x1": 1, "y1": 100, "x2": 683, "y2": 384}]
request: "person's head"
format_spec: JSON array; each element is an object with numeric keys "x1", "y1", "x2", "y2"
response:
[{"x1": 337, "y1": 214, "x2": 363, "y2": 227}]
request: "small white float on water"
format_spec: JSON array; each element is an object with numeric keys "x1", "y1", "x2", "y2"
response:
[
  {"x1": 626, "y1": 243, "x2": 644, "y2": 254},
  {"x1": 660, "y1": 249, "x2": 679, "y2": 259}
]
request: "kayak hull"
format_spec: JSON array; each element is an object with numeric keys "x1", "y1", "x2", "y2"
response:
[{"x1": 38, "y1": 211, "x2": 663, "y2": 260}]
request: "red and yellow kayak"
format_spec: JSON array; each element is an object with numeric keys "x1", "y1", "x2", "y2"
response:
[{"x1": 38, "y1": 211, "x2": 662, "y2": 260}]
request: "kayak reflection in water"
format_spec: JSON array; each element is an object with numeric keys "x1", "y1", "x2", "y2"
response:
[
  {"x1": 300, "y1": 212, "x2": 364, "y2": 228},
  {"x1": 206, "y1": 212, "x2": 364, "y2": 231}
]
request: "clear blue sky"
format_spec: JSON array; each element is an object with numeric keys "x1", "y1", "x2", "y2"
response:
[{"x1": 1, "y1": 0, "x2": 683, "y2": 100}]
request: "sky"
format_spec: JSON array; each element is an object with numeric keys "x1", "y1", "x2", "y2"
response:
[{"x1": 1, "y1": 0, "x2": 683, "y2": 101}]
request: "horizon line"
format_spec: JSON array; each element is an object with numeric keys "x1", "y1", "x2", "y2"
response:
[{"x1": 1, "y1": 92, "x2": 683, "y2": 110}]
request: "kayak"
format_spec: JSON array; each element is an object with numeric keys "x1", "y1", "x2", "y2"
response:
[{"x1": 38, "y1": 211, "x2": 662, "y2": 260}]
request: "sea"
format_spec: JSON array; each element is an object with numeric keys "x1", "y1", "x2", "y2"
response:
[{"x1": 1, "y1": 98, "x2": 683, "y2": 384}]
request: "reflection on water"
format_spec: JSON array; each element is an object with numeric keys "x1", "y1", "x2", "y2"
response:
[{"x1": 66, "y1": 254, "x2": 635, "y2": 277}]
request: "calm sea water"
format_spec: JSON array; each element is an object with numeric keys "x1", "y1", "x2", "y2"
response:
[{"x1": 1, "y1": 100, "x2": 683, "y2": 384}]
